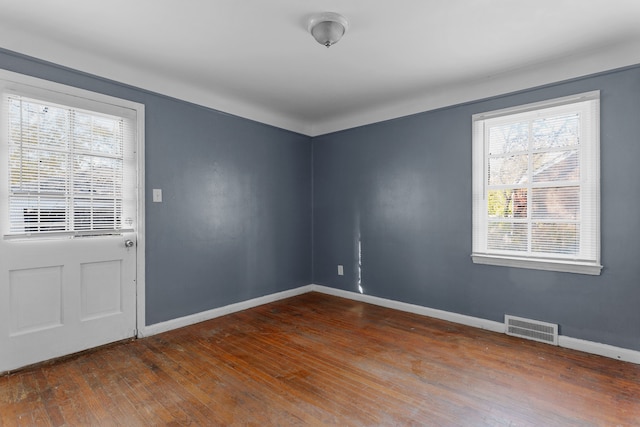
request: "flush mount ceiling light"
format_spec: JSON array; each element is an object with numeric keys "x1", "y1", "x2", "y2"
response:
[{"x1": 308, "y1": 12, "x2": 349, "y2": 47}]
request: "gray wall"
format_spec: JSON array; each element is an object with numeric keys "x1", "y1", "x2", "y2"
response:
[
  {"x1": 0, "y1": 49, "x2": 313, "y2": 325},
  {"x1": 313, "y1": 66, "x2": 640, "y2": 351},
  {"x1": 3, "y1": 48, "x2": 639, "y2": 352}
]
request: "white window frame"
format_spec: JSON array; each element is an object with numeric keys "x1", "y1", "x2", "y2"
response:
[
  {"x1": 472, "y1": 91, "x2": 602, "y2": 275},
  {"x1": 1, "y1": 76, "x2": 139, "y2": 240}
]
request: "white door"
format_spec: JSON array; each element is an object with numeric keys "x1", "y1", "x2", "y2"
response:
[{"x1": 0, "y1": 74, "x2": 142, "y2": 373}]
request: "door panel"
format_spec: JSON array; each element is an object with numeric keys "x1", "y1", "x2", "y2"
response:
[
  {"x1": 80, "y1": 260, "x2": 122, "y2": 320},
  {"x1": 0, "y1": 234, "x2": 136, "y2": 372},
  {"x1": 9, "y1": 265, "x2": 63, "y2": 335}
]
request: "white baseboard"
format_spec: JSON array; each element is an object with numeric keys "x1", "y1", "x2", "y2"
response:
[
  {"x1": 140, "y1": 283, "x2": 640, "y2": 365},
  {"x1": 138, "y1": 285, "x2": 314, "y2": 337},
  {"x1": 309, "y1": 285, "x2": 506, "y2": 333},
  {"x1": 559, "y1": 336, "x2": 640, "y2": 365}
]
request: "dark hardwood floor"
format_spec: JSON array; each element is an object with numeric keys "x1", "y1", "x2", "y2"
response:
[{"x1": 1, "y1": 291, "x2": 639, "y2": 426}]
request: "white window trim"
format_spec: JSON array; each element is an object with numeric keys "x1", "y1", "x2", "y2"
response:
[
  {"x1": 1, "y1": 75, "x2": 140, "y2": 240},
  {"x1": 472, "y1": 91, "x2": 602, "y2": 275}
]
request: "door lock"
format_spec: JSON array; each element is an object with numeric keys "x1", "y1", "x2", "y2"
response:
[{"x1": 124, "y1": 239, "x2": 135, "y2": 248}]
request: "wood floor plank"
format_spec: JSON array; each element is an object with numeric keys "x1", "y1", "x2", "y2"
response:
[
  {"x1": 229, "y1": 313, "x2": 445, "y2": 424},
  {"x1": 123, "y1": 341, "x2": 232, "y2": 425},
  {"x1": 15, "y1": 371, "x2": 51, "y2": 426},
  {"x1": 100, "y1": 342, "x2": 188, "y2": 425},
  {"x1": 1, "y1": 291, "x2": 639, "y2": 426},
  {"x1": 141, "y1": 337, "x2": 266, "y2": 425},
  {"x1": 25, "y1": 369, "x2": 60, "y2": 427},
  {"x1": 90, "y1": 349, "x2": 156, "y2": 426},
  {"x1": 1, "y1": 372, "x2": 48, "y2": 427},
  {"x1": 38, "y1": 362, "x2": 101, "y2": 427},
  {"x1": 253, "y1": 300, "x2": 531, "y2": 424},
  {"x1": 70, "y1": 350, "x2": 142, "y2": 427}
]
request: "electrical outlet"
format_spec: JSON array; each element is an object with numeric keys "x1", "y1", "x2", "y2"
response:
[{"x1": 337, "y1": 265, "x2": 344, "y2": 276}]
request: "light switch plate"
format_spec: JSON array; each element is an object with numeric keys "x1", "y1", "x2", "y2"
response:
[{"x1": 152, "y1": 188, "x2": 162, "y2": 203}]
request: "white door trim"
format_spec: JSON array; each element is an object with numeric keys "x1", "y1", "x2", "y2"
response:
[{"x1": 135, "y1": 102, "x2": 146, "y2": 338}]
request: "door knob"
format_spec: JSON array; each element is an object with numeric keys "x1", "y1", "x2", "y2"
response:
[{"x1": 124, "y1": 239, "x2": 135, "y2": 248}]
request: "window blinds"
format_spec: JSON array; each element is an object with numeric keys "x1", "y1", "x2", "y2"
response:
[{"x1": 5, "y1": 94, "x2": 136, "y2": 238}]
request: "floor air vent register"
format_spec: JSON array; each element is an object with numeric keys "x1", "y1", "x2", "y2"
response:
[{"x1": 505, "y1": 315, "x2": 559, "y2": 345}]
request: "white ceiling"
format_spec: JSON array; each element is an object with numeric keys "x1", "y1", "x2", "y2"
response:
[{"x1": 1, "y1": 0, "x2": 640, "y2": 136}]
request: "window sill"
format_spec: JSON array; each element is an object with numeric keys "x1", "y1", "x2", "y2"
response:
[
  {"x1": 4, "y1": 229, "x2": 133, "y2": 241},
  {"x1": 471, "y1": 253, "x2": 602, "y2": 276}
]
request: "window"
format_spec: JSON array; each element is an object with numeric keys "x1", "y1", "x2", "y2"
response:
[
  {"x1": 2, "y1": 80, "x2": 138, "y2": 238},
  {"x1": 472, "y1": 92, "x2": 601, "y2": 275}
]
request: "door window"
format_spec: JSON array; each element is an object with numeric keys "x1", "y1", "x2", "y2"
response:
[{"x1": 4, "y1": 92, "x2": 136, "y2": 238}]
